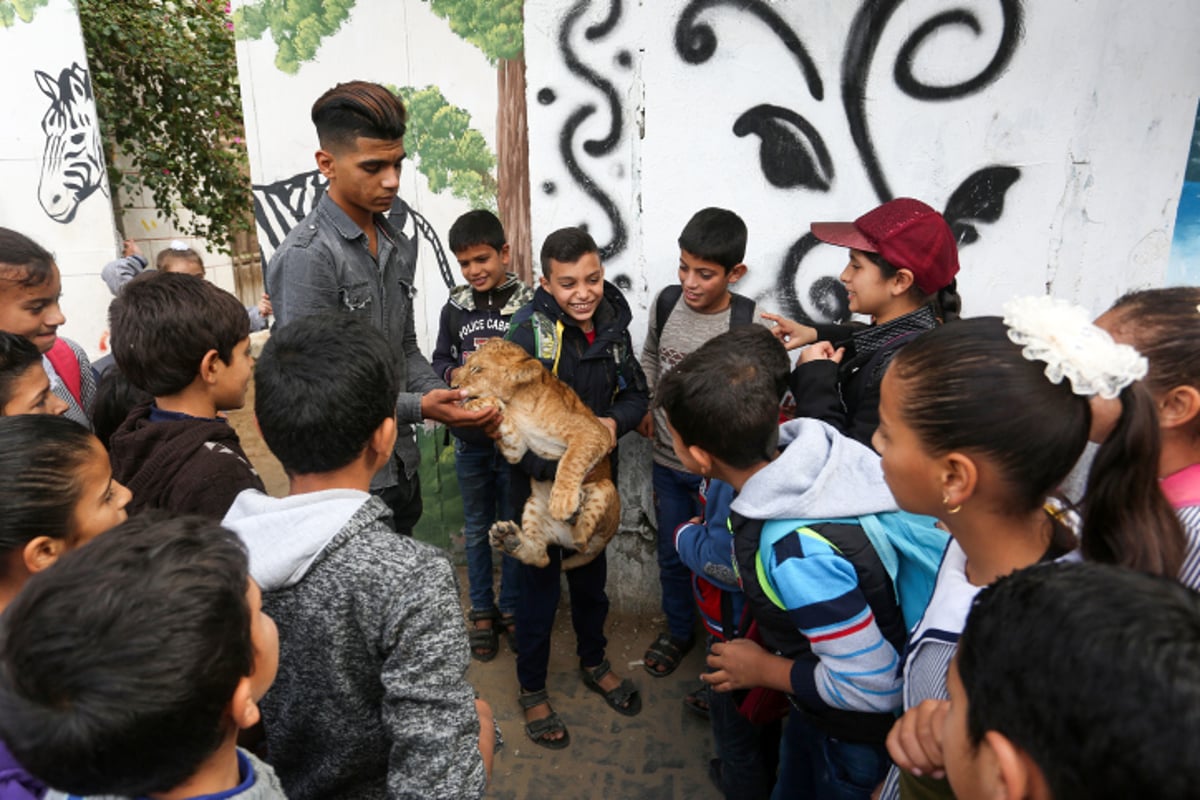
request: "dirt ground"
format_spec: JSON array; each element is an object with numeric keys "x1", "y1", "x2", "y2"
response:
[{"x1": 227, "y1": 379, "x2": 725, "y2": 799}]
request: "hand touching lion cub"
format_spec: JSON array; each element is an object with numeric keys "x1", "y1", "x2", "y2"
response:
[{"x1": 451, "y1": 338, "x2": 620, "y2": 569}]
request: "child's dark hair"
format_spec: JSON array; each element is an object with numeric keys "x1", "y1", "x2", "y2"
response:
[
  {"x1": 448, "y1": 209, "x2": 507, "y2": 254},
  {"x1": 0, "y1": 332, "x2": 44, "y2": 412},
  {"x1": 540, "y1": 227, "x2": 599, "y2": 278},
  {"x1": 957, "y1": 561, "x2": 1200, "y2": 800},
  {"x1": 657, "y1": 326, "x2": 789, "y2": 469},
  {"x1": 255, "y1": 314, "x2": 399, "y2": 475},
  {"x1": 156, "y1": 246, "x2": 204, "y2": 272},
  {"x1": 0, "y1": 415, "x2": 98, "y2": 562},
  {"x1": 0, "y1": 227, "x2": 55, "y2": 288},
  {"x1": 312, "y1": 80, "x2": 407, "y2": 152},
  {"x1": 677, "y1": 207, "x2": 748, "y2": 270},
  {"x1": 864, "y1": 251, "x2": 962, "y2": 321},
  {"x1": 890, "y1": 317, "x2": 1184, "y2": 576},
  {"x1": 109, "y1": 271, "x2": 250, "y2": 396},
  {"x1": 0, "y1": 514, "x2": 254, "y2": 797},
  {"x1": 1104, "y1": 287, "x2": 1200, "y2": 433},
  {"x1": 90, "y1": 368, "x2": 153, "y2": 449}
]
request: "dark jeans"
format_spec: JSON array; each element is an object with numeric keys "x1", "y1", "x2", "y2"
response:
[
  {"x1": 708, "y1": 639, "x2": 781, "y2": 799},
  {"x1": 455, "y1": 439, "x2": 520, "y2": 614},
  {"x1": 371, "y1": 467, "x2": 422, "y2": 537},
  {"x1": 516, "y1": 545, "x2": 609, "y2": 691},
  {"x1": 772, "y1": 710, "x2": 889, "y2": 800},
  {"x1": 652, "y1": 462, "x2": 702, "y2": 641}
]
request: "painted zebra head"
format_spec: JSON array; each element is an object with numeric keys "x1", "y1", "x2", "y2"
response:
[{"x1": 35, "y1": 63, "x2": 107, "y2": 224}]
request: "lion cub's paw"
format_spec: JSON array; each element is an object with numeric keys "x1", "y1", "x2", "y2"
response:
[
  {"x1": 463, "y1": 396, "x2": 502, "y2": 414},
  {"x1": 489, "y1": 520, "x2": 523, "y2": 554},
  {"x1": 548, "y1": 485, "x2": 583, "y2": 522}
]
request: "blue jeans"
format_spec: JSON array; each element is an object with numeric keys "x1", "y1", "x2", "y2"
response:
[
  {"x1": 652, "y1": 463, "x2": 702, "y2": 641},
  {"x1": 708, "y1": 639, "x2": 780, "y2": 799},
  {"x1": 455, "y1": 439, "x2": 519, "y2": 614},
  {"x1": 771, "y1": 710, "x2": 889, "y2": 800}
]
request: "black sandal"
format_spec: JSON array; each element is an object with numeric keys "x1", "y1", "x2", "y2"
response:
[
  {"x1": 467, "y1": 608, "x2": 500, "y2": 662},
  {"x1": 683, "y1": 683, "x2": 711, "y2": 719},
  {"x1": 643, "y1": 632, "x2": 694, "y2": 677},
  {"x1": 518, "y1": 688, "x2": 570, "y2": 749},
  {"x1": 499, "y1": 612, "x2": 518, "y2": 654},
  {"x1": 581, "y1": 659, "x2": 642, "y2": 717}
]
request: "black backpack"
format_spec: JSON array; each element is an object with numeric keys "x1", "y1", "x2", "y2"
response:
[{"x1": 654, "y1": 284, "x2": 756, "y2": 341}]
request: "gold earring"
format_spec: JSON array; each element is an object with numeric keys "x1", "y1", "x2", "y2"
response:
[{"x1": 943, "y1": 495, "x2": 962, "y2": 515}]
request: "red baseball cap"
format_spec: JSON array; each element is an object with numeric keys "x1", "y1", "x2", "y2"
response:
[{"x1": 811, "y1": 198, "x2": 960, "y2": 295}]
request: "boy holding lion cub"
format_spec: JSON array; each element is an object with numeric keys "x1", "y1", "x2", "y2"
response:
[{"x1": 500, "y1": 226, "x2": 649, "y2": 749}]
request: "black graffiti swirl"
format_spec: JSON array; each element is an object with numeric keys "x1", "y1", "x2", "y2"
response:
[
  {"x1": 733, "y1": 105, "x2": 835, "y2": 192},
  {"x1": 777, "y1": 234, "x2": 850, "y2": 324},
  {"x1": 557, "y1": 0, "x2": 628, "y2": 259},
  {"x1": 584, "y1": 0, "x2": 622, "y2": 40},
  {"x1": 560, "y1": 104, "x2": 628, "y2": 260},
  {"x1": 561, "y1": 0, "x2": 623, "y2": 157},
  {"x1": 674, "y1": 0, "x2": 823, "y2": 101},
  {"x1": 843, "y1": 0, "x2": 1024, "y2": 201}
]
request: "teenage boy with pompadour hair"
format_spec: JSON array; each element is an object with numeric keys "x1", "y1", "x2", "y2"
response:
[
  {"x1": 223, "y1": 313, "x2": 493, "y2": 800},
  {"x1": 266, "y1": 80, "x2": 497, "y2": 535}
]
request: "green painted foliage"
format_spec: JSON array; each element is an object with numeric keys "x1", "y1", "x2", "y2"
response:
[
  {"x1": 398, "y1": 85, "x2": 497, "y2": 210},
  {"x1": 233, "y1": 0, "x2": 355, "y2": 75},
  {"x1": 78, "y1": 0, "x2": 253, "y2": 252},
  {"x1": 424, "y1": 0, "x2": 523, "y2": 63},
  {"x1": 0, "y1": 0, "x2": 50, "y2": 27}
]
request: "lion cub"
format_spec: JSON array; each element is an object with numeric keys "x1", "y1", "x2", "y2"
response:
[{"x1": 451, "y1": 338, "x2": 619, "y2": 569}]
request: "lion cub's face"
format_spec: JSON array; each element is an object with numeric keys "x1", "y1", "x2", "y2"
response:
[{"x1": 451, "y1": 338, "x2": 546, "y2": 403}]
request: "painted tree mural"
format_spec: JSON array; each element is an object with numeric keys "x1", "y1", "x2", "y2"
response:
[
  {"x1": 0, "y1": 0, "x2": 48, "y2": 26},
  {"x1": 423, "y1": 0, "x2": 532, "y2": 281},
  {"x1": 232, "y1": 0, "x2": 530, "y2": 276}
]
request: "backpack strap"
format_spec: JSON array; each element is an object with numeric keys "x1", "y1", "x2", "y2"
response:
[
  {"x1": 529, "y1": 311, "x2": 565, "y2": 377},
  {"x1": 45, "y1": 338, "x2": 82, "y2": 406},
  {"x1": 654, "y1": 285, "x2": 683, "y2": 342},
  {"x1": 729, "y1": 292, "x2": 755, "y2": 327}
]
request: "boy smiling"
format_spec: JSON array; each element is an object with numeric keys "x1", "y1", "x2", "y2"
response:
[{"x1": 503, "y1": 227, "x2": 648, "y2": 748}]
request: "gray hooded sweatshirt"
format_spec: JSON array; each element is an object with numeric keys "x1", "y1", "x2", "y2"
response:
[
  {"x1": 222, "y1": 490, "x2": 485, "y2": 800},
  {"x1": 730, "y1": 417, "x2": 898, "y2": 522}
]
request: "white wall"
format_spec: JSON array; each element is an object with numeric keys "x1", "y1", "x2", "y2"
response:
[
  {"x1": 0, "y1": 0, "x2": 117, "y2": 358},
  {"x1": 526, "y1": 0, "x2": 1200, "y2": 344}
]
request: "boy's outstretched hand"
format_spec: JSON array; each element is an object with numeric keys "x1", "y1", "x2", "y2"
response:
[
  {"x1": 886, "y1": 699, "x2": 949, "y2": 780},
  {"x1": 421, "y1": 388, "x2": 501, "y2": 431},
  {"x1": 760, "y1": 311, "x2": 817, "y2": 351}
]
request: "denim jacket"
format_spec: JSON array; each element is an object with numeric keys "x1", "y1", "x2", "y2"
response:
[{"x1": 266, "y1": 194, "x2": 446, "y2": 486}]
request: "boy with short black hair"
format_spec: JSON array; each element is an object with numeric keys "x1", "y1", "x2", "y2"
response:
[
  {"x1": 108, "y1": 271, "x2": 264, "y2": 519},
  {"x1": 943, "y1": 561, "x2": 1200, "y2": 800},
  {"x1": 0, "y1": 514, "x2": 285, "y2": 800},
  {"x1": 504, "y1": 226, "x2": 649, "y2": 748},
  {"x1": 222, "y1": 313, "x2": 492, "y2": 800},
  {"x1": 638, "y1": 207, "x2": 761, "y2": 677},
  {"x1": 659, "y1": 330, "x2": 912, "y2": 799},
  {"x1": 432, "y1": 209, "x2": 534, "y2": 661},
  {"x1": 0, "y1": 227, "x2": 96, "y2": 427}
]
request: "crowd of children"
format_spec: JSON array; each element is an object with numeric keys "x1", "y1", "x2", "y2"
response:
[{"x1": 0, "y1": 74, "x2": 1198, "y2": 800}]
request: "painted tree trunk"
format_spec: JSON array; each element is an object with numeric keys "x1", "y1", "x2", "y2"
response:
[{"x1": 497, "y1": 55, "x2": 532, "y2": 285}]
